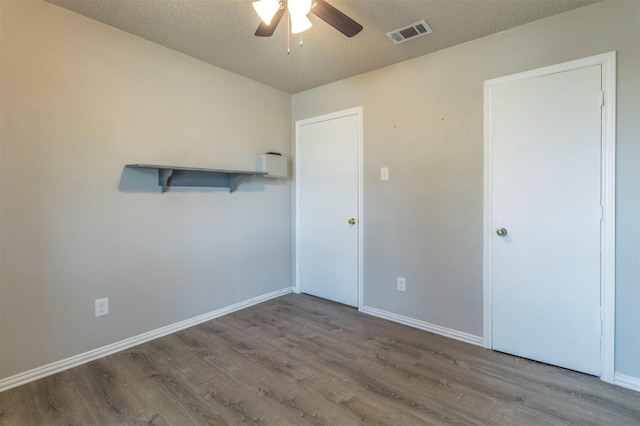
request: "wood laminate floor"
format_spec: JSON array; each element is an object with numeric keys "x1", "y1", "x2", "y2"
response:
[{"x1": 0, "y1": 294, "x2": 638, "y2": 425}]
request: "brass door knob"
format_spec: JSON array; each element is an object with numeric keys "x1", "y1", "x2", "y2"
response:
[{"x1": 348, "y1": 218, "x2": 356, "y2": 225}]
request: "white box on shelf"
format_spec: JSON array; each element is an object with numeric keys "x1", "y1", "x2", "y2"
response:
[{"x1": 256, "y1": 153, "x2": 287, "y2": 178}]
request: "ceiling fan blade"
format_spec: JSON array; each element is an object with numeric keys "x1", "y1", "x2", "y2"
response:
[
  {"x1": 255, "y1": 7, "x2": 286, "y2": 37},
  {"x1": 311, "y1": 0, "x2": 362, "y2": 37}
]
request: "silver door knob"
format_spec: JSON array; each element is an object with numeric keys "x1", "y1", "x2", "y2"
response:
[{"x1": 496, "y1": 227, "x2": 508, "y2": 237}]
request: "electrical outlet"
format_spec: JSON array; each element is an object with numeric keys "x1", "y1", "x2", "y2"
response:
[
  {"x1": 397, "y1": 277, "x2": 406, "y2": 292},
  {"x1": 95, "y1": 298, "x2": 109, "y2": 317}
]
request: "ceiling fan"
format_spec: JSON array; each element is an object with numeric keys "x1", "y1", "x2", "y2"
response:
[{"x1": 253, "y1": 0, "x2": 363, "y2": 38}]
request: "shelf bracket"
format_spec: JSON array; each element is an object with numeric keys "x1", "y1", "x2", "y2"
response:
[
  {"x1": 158, "y1": 168, "x2": 174, "y2": 193},
  {"x1": 229, "y1": 174, "x2": 243, "y2": 193}
]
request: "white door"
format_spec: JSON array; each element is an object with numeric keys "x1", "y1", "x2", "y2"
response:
[
  {"x1": 296, "y1": 108, "x2": 361, "y2": 307},
  {"x1": 487, "y1": 65, "x2": 603, "y2": 375}
]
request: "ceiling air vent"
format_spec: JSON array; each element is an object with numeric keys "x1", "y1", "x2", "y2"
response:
[{"x1": 386, "y1": 19, "x2": 432, "y2": 45}]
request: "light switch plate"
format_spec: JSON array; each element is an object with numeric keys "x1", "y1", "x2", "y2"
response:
[{"x1": 381, "y1": 167, "x2": 389, "y2": 181}]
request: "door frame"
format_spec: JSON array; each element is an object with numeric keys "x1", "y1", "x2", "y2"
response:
[
  {"x1": 483, "y1": 52, "x2": 616, "y2": 382},
  {"x1": 294, "y1": 106, "x2": 364, "y2": 310}
]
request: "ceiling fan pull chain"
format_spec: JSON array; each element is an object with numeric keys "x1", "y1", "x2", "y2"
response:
[{"x1": 287, "y1": 11, "x2": 291, "y2": 54}]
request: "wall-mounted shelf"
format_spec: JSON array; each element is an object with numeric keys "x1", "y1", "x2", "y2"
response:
[{"x1": 125, "y1": 164, "x2": 266, "y2": 193}]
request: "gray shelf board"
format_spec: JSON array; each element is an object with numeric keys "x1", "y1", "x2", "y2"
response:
[{"x1": 125, "y1": 164, "x2": 266, "y2": 193}]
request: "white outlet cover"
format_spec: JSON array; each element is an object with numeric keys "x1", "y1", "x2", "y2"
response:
[
  {"x1": 397, "y1": 277, "x2": 406, "y2": 292},
  {"x1": 95, "y1": 298, "x2": 109, "y2": 317}
]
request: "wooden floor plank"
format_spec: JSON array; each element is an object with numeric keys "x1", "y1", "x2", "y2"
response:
[{"x1": 1, "y1": 293, "x2": 638, "y2": 425}]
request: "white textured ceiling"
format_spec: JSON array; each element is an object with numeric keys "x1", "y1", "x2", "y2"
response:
[{"x1": 46, "y1": 0, "x2": 599, "y2": 94}]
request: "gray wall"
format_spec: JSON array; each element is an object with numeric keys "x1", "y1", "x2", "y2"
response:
[
  {"x1": 0, "y1": 1, "x2": 292, "y2": 378},
  {"x1": 292, "y1": 1, "x2": 640, "y2": 378}
]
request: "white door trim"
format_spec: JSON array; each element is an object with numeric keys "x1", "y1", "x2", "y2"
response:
[
  {"x1": 483, "y1": 52, "x2": 616, "y2": 383},
  {"x1": 294, "y1": 106, "x2": 364, "y2": 310}
]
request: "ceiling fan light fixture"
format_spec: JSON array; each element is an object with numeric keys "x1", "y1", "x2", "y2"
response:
[
  {"x1": 253, "y1": 0, "x2": 362, "y2": 38},
  {"x1": 253, "y1": 0, "x2": 281, "y2": 25},
  {"x1": 288, "y1": 0, "x2": 312, "y2": 33},
  {"x1": 290, "y1": 13, "x2": 312, "y2": 34}
]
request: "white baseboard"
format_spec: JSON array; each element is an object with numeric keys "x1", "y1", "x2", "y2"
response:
[
  {"x1": 0, "y1": 287, "x2": 293, "y2": 393},
  {"x1": 615, "y1": 373, "x2": 640, "y2": 392},
  {"x1": 361, "y1": 305, "x2": 483, "y2": 346},
  {"x1": 361, "y1": 308, "x2": 639, "y2": 393}
]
